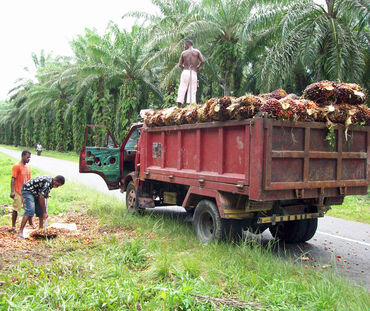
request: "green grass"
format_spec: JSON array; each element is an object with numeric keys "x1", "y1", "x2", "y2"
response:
[
  {"x1": 0, "y1": 144, "x2": 79, "y2": 163},
  {"x1": 327, "y1": 191, "x2": 370, "y2": 224},
  {"x1": 0, "y1": 152, "x2": 369, "y2": 310}
]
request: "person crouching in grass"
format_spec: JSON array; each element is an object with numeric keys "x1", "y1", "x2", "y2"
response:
[
  {"x1": 17, "y1": 175, "x2": 65, "y2": 239},
  {"x1": 10, "y1": 150, "x2": 35, "y2": 232}
]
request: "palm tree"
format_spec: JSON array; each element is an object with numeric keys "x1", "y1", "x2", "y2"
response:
[{"x1": 249, "y1": 0, "x2": 369, "y2": 92}]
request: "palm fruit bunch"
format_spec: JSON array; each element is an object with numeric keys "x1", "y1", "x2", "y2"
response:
[
  {"x1": 303, "y1": 81, "x2": 368, "y2": 107},
  {"x1": 336, "y1": 82, "x2": 367, "y2": 106},
  {"x1": 144, "y1": 110, "x2": 156, "y2": 127},
  {"x1": 350, "y1": 104, "x2": 370, "y2": 126},
  {"x1": 30, "y1": 228, "x2": 58, "y2": 239},
  {"x1": 285, "y1": 93, "x2": 300, "y2": 100},
  {"x1": 162, "y1": 107, "x2": 182, "y2": 125},
  {"x1": 303, "y1": 80, "x2": 337, "y2": 106},
  {"x1": 146, "y1": 110, "x2": 165, "y2": 127},
  {"x1": 259, "y1": 88, "x2": 288, "y2": 100},
  {"x1": 227, "y1": 94, "x2": 263, "y2": 120},
  {"x1": 197, "y1": 98, "x2": 217, "y2": 122},
  {"x1": 299, "y1": 99, "x2": 319, "y2": 121},
  {"x1": 208, "y1": 97, "x2": 234, "y2": 121},
  {"x1": 260, "y1": 98, "x2": 284, "y2": 119},
  {"x1": 326, "y1": 104, "x2": 356, "y2": 124},
  {"x1": 143, "y1": 80, "x2": 369, "y2": 128},
  {"x1": 182, "y1": 104, "x2": 199, "y2": 124},
  {"x1": 277, "y1": 98, "x2": 319, "y2": 122}
]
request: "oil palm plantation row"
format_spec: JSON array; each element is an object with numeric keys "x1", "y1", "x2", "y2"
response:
[{"x1": 0, "y1": 0, "x2": 368, "y2": 152}]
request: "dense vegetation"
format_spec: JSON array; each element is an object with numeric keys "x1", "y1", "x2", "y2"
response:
[{"x1": 0, "y1": 0, "x2": 368, "y2": 152}]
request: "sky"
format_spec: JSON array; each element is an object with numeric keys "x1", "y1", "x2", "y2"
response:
[{"x1": 0, "y1": 0, "x2": 157, "y2": 101}]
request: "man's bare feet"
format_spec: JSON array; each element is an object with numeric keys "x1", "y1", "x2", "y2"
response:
[
  {"x1": 29, "y1": 224, "x2": 37, "y2": 229},
  {"x1": 9, "y1": 227, "x2": 16, "y2": 233},
  {"x1": 16, "y1": 233, "x2": 25, "y2": 239}
]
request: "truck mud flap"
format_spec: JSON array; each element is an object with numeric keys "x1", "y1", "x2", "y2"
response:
[{"x1": 257, "y1": 212, "x2": 324, "y2": 225}]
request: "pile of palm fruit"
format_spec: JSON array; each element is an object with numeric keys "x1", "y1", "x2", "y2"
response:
[{"x1": 144, "y1": 81, "x2": 369, "y2": 128}]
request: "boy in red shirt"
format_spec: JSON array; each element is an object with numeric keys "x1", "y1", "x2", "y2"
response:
[{"x1": 10, "y1": 150, "x2": 34, "y2": 231}]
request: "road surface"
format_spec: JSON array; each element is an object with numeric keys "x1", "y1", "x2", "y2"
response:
[{"x1": 1, "y1": 146, "x2": 369, "y2": 289}]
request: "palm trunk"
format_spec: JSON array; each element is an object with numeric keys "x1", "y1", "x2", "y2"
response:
[{"x1": 223, "y1": 71, "x2": 231, "y2": 96}]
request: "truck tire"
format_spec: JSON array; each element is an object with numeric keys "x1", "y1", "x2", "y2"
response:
[
  {"x1": 193, "y1": 200, "x2": 223, "y2": 243},
  {"x1": 269, "y1": 220, "x2": 308, "y2": 243},
  {"x1": 301, "y1": 218, "x2": 318, "y2": 242},
  {"x1": 126, "y1": 182, "x2": 143, "y2": 214}
]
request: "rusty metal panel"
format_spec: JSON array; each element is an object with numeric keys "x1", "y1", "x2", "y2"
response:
[
  {"x1": 343, "y1": 131, "x2": 367, "y2": 152},
  {"x1": 264, "y1": 120, "x2": 369, "y2": 193},
  {"x1": 182, "y1": 130, "x2": 196, "y2": 170},
  {"x1": 272, "y1": 126, "x2": 304, "y2": 151},
  {"x1": 164, "y1": 131, "x2": 178, "y2": 169},
  {"x1": 147, "y1": 132, "x2": 162, "y2": 167},
  {"x1": 218, "y1": 127, "x2": 224, "y2": 174},
  {"x1": 309, "y1": 159, "x2": 337, "y2": 181},
  {"x1": 310, "y1": 128, "x2": 338, "y2": 152},
  {"x1": 244, "y1": 125, "x2": 250, "y2": 185},
  {"x1": 271, "y1": 158, "x2": 303, "y2": 182},
  {"x1": 177, "y1": 131, "x2": 182, "y2": 170},
  {"x1": 200, "y1": 127, "x2": 219, "y2": 172},
  {"x1": 224, "y1": 125, "x2": 246, "y2": 175},
  {"x1": 249, "y1": 118, "x2": 264, "y2": 200},
  {"x1": 342, "y1": 159, "x2": 366, "y2": 180}
]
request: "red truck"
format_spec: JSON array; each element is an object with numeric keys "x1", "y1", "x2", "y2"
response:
[{"x1": 79, "y1": 117, "x2": 369, "y2": 242}]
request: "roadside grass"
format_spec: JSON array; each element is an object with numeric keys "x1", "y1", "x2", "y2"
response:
[
  {"x1": 0, "y1": 144, "x2": 79, "y2": 163},
  {"x1": 327, "y1": 190, "x2": 370, "y2": 224},
  {"x1": 0, "y1": 152, "x2": 369, "y2": 310}
]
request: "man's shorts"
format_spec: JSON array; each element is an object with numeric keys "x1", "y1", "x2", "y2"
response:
[
  {"x1": 21, "y1": 190, "x2": 43, "y2": 217},
  {"x1": 12, "y1": 192, "x2": 23, "y2": 213}
]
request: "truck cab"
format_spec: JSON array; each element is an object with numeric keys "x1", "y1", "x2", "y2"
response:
[{"x1": 79, "y1": 124, "x2": 142, "y2": 190}]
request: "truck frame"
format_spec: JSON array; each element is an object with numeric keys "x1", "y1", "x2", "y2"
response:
[{"x1": 80, "y1": 117, "x2": 369, "y2": 242}]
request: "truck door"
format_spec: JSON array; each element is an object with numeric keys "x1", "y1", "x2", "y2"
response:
[{"x1": 79, "y1": 125, "x2": 121, "y2": 190}]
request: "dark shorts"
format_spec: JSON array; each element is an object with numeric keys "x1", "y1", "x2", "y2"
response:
[{"x1": 21, "y1": 190, "x2": 43, "y2": 217}]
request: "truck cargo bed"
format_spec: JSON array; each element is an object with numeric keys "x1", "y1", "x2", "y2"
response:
[{"x1": 140, "y1": 117, "x2": 369, "y2": 201}]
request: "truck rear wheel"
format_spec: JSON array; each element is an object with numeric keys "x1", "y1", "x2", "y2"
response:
[
  {"x1": 301, "y1": 218, "x2": 318, "y2": 242},
  {"x1": 269, "y1": 218, "x2": 318, "y2": 243},
  {"x1": 126, "y1": 182, "x2": 143, "y2": 214},
  {"x1": 193, "y1": 200, "x2": 243, "y2": 242},
  {"x1": 193, "y1": 200, "x2": 222, "y2": 243}
]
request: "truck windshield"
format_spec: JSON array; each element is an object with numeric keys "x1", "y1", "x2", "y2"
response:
[{"x1": 124, "y1": 128, "x2": 140, "y2": 150}]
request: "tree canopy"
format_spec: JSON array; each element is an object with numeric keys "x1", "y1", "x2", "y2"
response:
[{"x1": 0, "y1": 0, "x2": 368, "y2": 152}]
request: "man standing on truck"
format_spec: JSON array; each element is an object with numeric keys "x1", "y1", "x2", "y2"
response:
[
  {"x1": 17, "y1": 175, "x2": 65, "y2": 239},
  {"x1": 10, "y1": 150, "x2": 35, "y2": 232},
  {"x1": 176, "y1": 39, "x2": 205, "y2": 108}
]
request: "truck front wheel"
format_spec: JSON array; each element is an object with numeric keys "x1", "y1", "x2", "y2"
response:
[
  {"x1": 126, "y1": 182, "x2": 142, "y2": 214},
  {"x1": 269, "y1": 218, "x2": 318, "y2": 243},
  {"x1": 193, "y1": 200, "x2": 222, "y2": 243}
]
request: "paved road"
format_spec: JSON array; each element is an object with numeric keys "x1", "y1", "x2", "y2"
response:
[{"x1": 1, "y1": 146, "x2": 369, "y2": 289}]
